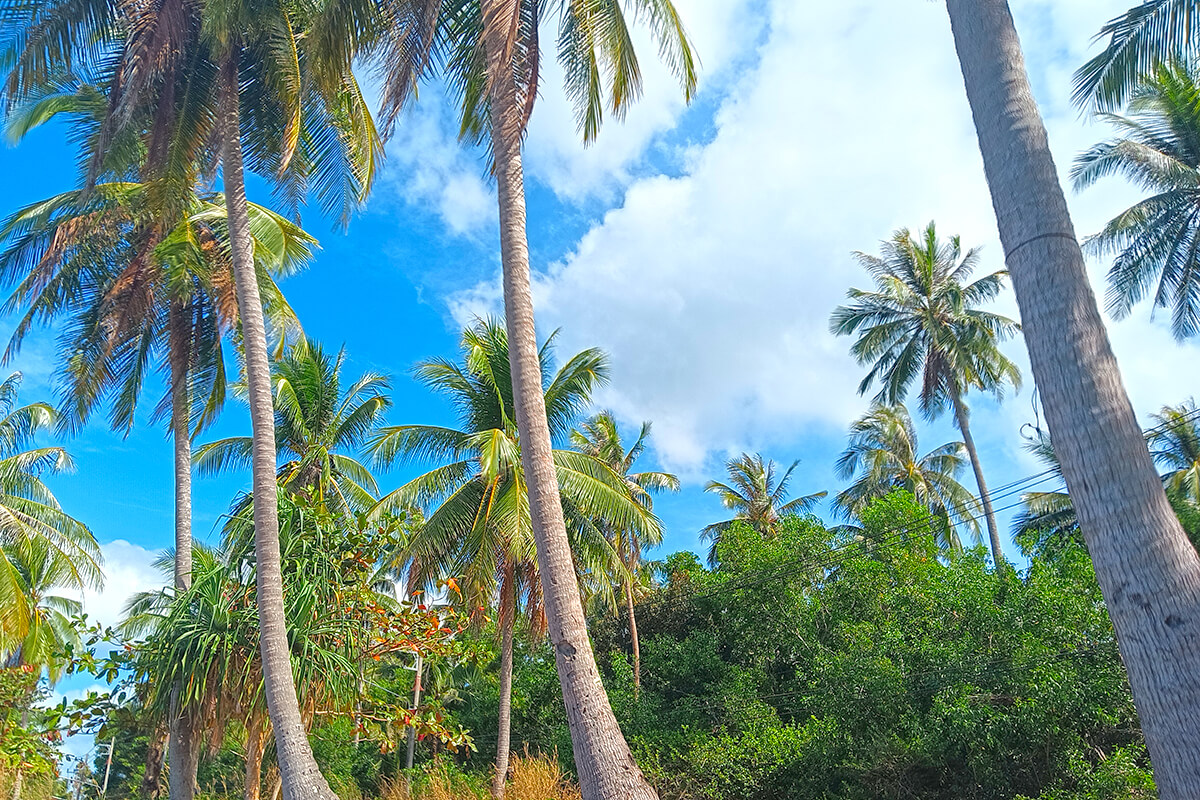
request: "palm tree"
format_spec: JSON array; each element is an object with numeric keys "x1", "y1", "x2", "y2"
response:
[
  {"x1": 369, "y1": 320, "x2": 660, "y2": 800},
  {"x1": 1072, "y1": 62, "x2": 1200, "y2": 339},
  {"x1": 0, "y1": 372, "x2": 101, "y2": 646},
  {"x1": 0, "y1": 181, "x2": 310, "y2": 800},
  {"x1": 834, "y1": 404, "x2": 982, "y2": 551},
  {"x1": 0, "y1": 173, "x2": 315, "y2": 574},
  {"x1": 195, "y1": 339, "x2": 391, "y2": 516},
  {"x1": 1149, "y1": 400, "x2": 1200, "y2": 503},
  {"x1": 830, "y1": 222, "x2": 1021, "y2": 566},
  {"x1": 1072, "y1": 0, "x2": 1200, "y2": 112},
  {"x1": 365, "y1": 3, "x2": 697, "y2": 794},
  {"x1": 1013, "y1": 432, "x2": 1077, "y2": 551},
  {"x1": 946, "y1": 1, "x2": 1200, "y2": 793},
  {"x1": 1, "y1": 540, "x2": 84, "y2": 684},
  {"x1": 0, "y1": 74, "x2": 318, "y2": 800},
  {"x1": 700, "y1": 453, "x2": 826, "y2": 566},
  {"x1": 571, "y1": 411, "x2": 678, "y2": 695},
  {"x1": 2, "y1": 0, "x2": 383, "y2": 791}
]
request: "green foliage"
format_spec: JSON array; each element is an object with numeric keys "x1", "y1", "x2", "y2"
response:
[
  {"x1": 449, "y1": 497, "x2": 1149, "y2": 800},
  {"x1": 0, "y1": 667, "x2": 57, "y2": 782}
]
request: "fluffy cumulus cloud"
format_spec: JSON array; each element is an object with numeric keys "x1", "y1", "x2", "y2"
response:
[
  {"x1": 379, "y1": 99, "x2": 495, "y2": 235},
  {"x1": 453, "y1": 0, "x2": 1200, "y2": 476},
  {"x1": 69, "y1": 539, "x2": 164, "y2": 631}
]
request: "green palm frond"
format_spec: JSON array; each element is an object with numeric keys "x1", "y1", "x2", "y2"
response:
[
  {"x1": 1073, "y1": 62, "x2": 1200, "y2": 339},
  {"x1": 832, "y1": 221, "x2": 1021, "y2": 418},
  {"x1": 834, "y1": 403, "x2": 980, "y2": 551},
  {"x1": 1072, "y1": 0, "x2": 1200, "y2": 113}
]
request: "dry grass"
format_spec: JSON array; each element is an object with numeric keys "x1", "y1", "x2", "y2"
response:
[
  {"x1": 376, "y1": 752, "x2": 580, "y2": 800},
  {"x1": 506, "y1": 753, "x2": 581, "y2": 800}
]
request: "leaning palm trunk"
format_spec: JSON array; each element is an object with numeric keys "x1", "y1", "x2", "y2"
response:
[
  {"x1": 491, "y1": 574, "x2": 516, "y2": 799},
  {"x1": 219, "y1": 52, "x2": 338, "y2": 800},
  {"x1": 167, "y1": 307, "x2": 201, "y2": 800},
  {"x1": 946, "y1": 1, "x2": 1200, "y2": 795},
  {"x1": 949, "y1": 391, "x2": 1004, "y2": 565},
  {"x1": 481, "y1": 5, "x2": 657, "y2": 798}
]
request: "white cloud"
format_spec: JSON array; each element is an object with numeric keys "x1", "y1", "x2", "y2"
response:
[
  {"x1": 520, "y1": 0, "x2": 763, "y2": 202},
  {"x1": 451, "y1": 0, "x2": 1200, "y2": 475},
  {"x1": 379, "y1": 100, "x2": 495, "y2": 235},
  {"x1": 71, "y1": 539, "x2": 165, "y2": 632}
]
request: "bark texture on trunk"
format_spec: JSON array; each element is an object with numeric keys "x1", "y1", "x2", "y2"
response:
[
  {"x1": 625, "y1": 582, "x2": 641, "y2": 697},
  {"x1": 167, "y1": 309, "x2": 201, "y2": 800},
  {"x1": 169, "y1": 308, "x2": 193, "y2": 591},
  {"x1": 244, "y1": 712, "x2": 269, "y2": 800},
  {"x1": 219, "y1": 53, "x2": 337, "y2": 800},
  {"x1": 142, "y1": 721, "x2": 168, "y2": 800},
  {"x1": 949, "y1": 391, "x2": 1004, "y2": 565},
  {"x1": 480, "y1": 5, "x2": 657, "y2": 797},
  {"x1": 946, "y1": 2, "x2": 1200, "y2": 796},
  {"x1": 167, "y1": 690, "x2": 199, "y2": 800},
  {"x1": 491, "y1": 574, "x2": 516, "y2": 799},
  {"x1": 10, "y1": 768, "x2": 21, "y2": 800}
]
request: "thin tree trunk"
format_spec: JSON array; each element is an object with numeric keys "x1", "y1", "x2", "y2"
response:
[
  {"x1": 169, "y1": 308, "x2": 193, "y2": 590},
  {"x1": 625, "y1": 582, "x2": 641, "y2": 697},
  {"x1": 167, "y1": 308, "x2": 200, "y2": 800},
  {"x1": 142, "y1": 720, "x2": 168, "y2": 800},
  {"x1": 219, "y1": 52, "x2": 337, "y2": 800},
  {"x1": 949, "y1": 391, "x2": 1004, "y2": 566},
  {"x1": 10, "y1": 768, "x2": 21, "y2": 800},
  {"x1": 491, "y1": 574, "x2": 515, "y2": 799},
  {"x1": 244, "y1": 712, "x2": 269, "y2": 800},
  {"x1": 946, "y1": 2, "x2": 1200, "y2": 796},
  {"x1": 480, "y1": 6, "x2": 657, "y2": 797}
]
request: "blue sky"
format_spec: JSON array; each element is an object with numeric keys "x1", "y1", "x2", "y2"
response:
[{"x1": 3, "y1": 1, "x2": 1200, "y2": 732}]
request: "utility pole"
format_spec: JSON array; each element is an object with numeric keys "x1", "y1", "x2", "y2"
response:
[
  {"x1": 404, "y1": 653, "x2": 423, "y2": 785},
  {"x1": 100, "y1": 738, "x2": 116, "y2": 798}
]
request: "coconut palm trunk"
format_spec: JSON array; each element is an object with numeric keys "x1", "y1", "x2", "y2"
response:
[
  {"x1": 218, "y1": 52, "x2": 338, "y2": 800},
  {"x1": 946, "y1": 1, "x2": 1200, "y2": 795},
  {"x1": 491, "y1": 570, "x2": 516, "y2": 799},
  {"x1": 625, "y1": 580, "x2": 641, "y2": 696},
  {"x1": 949, "y1": 390, "x2": 1003, "y2": 565},
  {"x1": 167, "y1": 305, "x2": 200, "y2": 800},
  {"x1": 480, "y1": 5, "x2": 656, "y2": 797}
]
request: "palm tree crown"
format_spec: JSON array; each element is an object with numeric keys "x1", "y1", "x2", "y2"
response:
[
  {"x1": 1149, "y1": 400, "x2": 1200, "y2": 503},
  {"x1": 369, "y1": 320, "x2": 654, "y2": 602},
  {"x1": 835, "y1": 403, "x2": 981, "y2": 551},
  {"x1": 701, "y1": 452, "x2": 826, "y2": 565},
  {"x1": 1073, "y1": 62, "x2": 1200, "y2": 340},
  {"x1": 830, "y1": 222, "x2": 1021, "y2": 416},
  {"x1": 0, "y1": 372, "x2": 100, "y2": 651},
  {"x1": 1072, "y1": 0, "x2": 1200, "y2": 112},
  {"x1": 195, "y1": 339, "x2": 391, "y2": 515}
]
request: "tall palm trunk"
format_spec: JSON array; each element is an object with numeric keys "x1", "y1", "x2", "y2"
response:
[
  {"x1": 219, "y1": 52, "x2": 338, "y2": 800},
  {"x1": 625, "y1": 581, "x2": 641, "y2": 697},
  {"x1": 946, "y1": 2, "x2": 1200, "y2": 795},
  {"x1": 491, "y1": 572, "x2": 515, "y2": 799},
  {"x1": 480, "y1": 5, "x2": 657, "y2": 798},
  {"x1": 167, "y1": 306, "x2": 200, "y2": 800},
  {"x1": 949, "y1": 391, "x2": 1004, "y2": 565}
]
